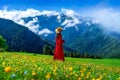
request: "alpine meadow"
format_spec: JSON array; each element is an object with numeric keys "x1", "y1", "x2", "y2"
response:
[{"x1": 0, "y1": 52, "x2": 120, "y2": 80}]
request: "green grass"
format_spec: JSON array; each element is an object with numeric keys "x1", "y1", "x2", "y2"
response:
[{"x1": 0, "y1": 52, "x2": 120, "y2": 80}]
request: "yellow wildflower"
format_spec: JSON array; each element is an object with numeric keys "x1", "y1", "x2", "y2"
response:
[
  {"x1": 99, "y1": 75, "x2": 103, "y2": 79},
  {"x1": 74, "y1": 74, "x2": 78, "y2": 77},
  {"x1": 118, "y1": 77, "x2": 120, "y2": 80},
  {"x1": 78, "y1": 77, "x2": 81, "y2": 80},
  {"x1": 2, "y1": 62, "x2": 5, "y2": 66},
  {"x1": 5, "y1": 67, "x2": 11, "y2": 73},
  {"x1": 38, "y1": 67, "x2": 41, "y2": 71},
  {"x1": 86, "y1": 75, "x2": 89, "y2": 78},
  {"x1": 96, "y1": 78, "x2": 101, "y2": 80},
  {"x1": 81, "y1": 73, "x2": 84, "y2": 77},
  {"x1": 83, "y1": 68, "x2": 86, "y2": 71},
  {"x1": 46, "y1": 73, "x2": 50, "y2": 79},
  {"x1": 32, "y1": 71, "x2": 36, "y2": 76},
  {"x1": 88, "y1": 72, "x2": 91, "y2": 74},
  {"x1": 92, "y1": 78, "x2": 95, "y2": 80},
  {"x1": 69, "y1": 67, "x2": 73, "y2": 71}
]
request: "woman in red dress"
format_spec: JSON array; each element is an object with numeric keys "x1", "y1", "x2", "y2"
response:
[{"x1": 54, "y1": 27, "x2": 65, "y2": 61}]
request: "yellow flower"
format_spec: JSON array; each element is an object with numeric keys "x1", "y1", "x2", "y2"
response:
[
  {"x1": 99, "y1": 75, "x2": 103, "y2": 79},
  {"x1": 38, "y1": 67, "x2": 41, "y2": 71},
  {"x1": 5, "y1": 67, "x2": 11, "y2": 73},
  {"x1": 118, "y1": 77, "x2": 120, "y2": 80},
  {"x1": 69, "y1": 67, "x2": 73, "y2": 71},
  {"x1": 96, "y1": 78, "x2": 101, "y2": 80},
  {"x1": 20, "y1": 71, "x2": 22, "y2": 74},
  {"x1": 83, "y1": 68, "x2": 86, "y2": 71},
  {"x1": 17, "y1": 62, "x2": 20, "y2": 64},
  {"x1": 88, "y1": 72, "x2": 91, "y2": 74},
  {"x1": 53, "y1": 69, "x2": 56, "y2": 74},
  {"x1": 92, "y1": 78, "x2": 95, "y2": 80},
  {"x1": 78, "y1": 77, "x2": 81, "y2": 80},
  {"x1": 46, "y1": 73, "x2": 50, "y2": 79},
  {"x1": 70, "y1": 72, "x2": 74, "y2": 75},
  {"x1": 86, "y1": 75, "x2": 89, "y2": 78},
  {"x1": 74, "y1": 74, "x2": 78, "y2": 77},
  {"x1": 81, "y1": 73, "x2": 84, "y2": 77},
  {"x1": 2, "y1": 62, "x2": 5, "y2": 66},
  {"x1": 32, "y1": 71, "x2": 36, "y2": 76}
]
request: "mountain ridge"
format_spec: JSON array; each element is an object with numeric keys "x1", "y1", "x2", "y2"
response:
[{"x1": 22, "y1": 14, "x2": 120, "y2": 58}]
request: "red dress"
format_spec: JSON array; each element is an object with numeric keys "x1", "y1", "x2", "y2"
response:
[{"x1": 54, "y1": 34, "x2": 65, "y2": 61}]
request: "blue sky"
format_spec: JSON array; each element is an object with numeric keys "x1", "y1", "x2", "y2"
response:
[{"x1": 0, "y1": 0, "x2": 120, "y2": 11}]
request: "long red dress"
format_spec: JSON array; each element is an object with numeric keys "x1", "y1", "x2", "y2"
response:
[{"x1": 54, "y1": 33, "x2": 65, "y2": 61}]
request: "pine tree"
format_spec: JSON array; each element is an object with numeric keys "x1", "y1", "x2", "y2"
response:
[
  {"x1": 43, "y1": 45, "x2": 53, "y2": 55},
  {"x1": 0, "y1": 35, "x2": 8, "y2": 52}
]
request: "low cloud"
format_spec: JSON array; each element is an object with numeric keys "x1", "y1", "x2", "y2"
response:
[
  {"x1": 38, "y1": 28, "x2": 54, "y2": 36},
  {"x1": 82, "y1": 8, "x2": 120, "y2": 33},
  {"x1": 61, "y1": 9, "x2": 81, "y2": 28},
  {"x1": 24, "y1": 18, "x2": 39, "y2": 33}
]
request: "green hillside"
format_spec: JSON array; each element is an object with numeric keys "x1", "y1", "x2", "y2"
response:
[
  {"x1": 0, "y1": 52, "x2": 120, "y2": 80},
  {"x1": 0, "y1": 18, "x2": 53, "y2": 53}
]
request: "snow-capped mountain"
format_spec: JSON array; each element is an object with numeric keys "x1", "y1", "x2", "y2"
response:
[{"x1": 0, "y1": 8, "x2": 120, "y2": 58}]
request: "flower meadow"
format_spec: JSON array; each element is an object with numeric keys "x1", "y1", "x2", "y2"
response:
[{"x1": 0, "y1": 52, "x2": 120, "y2": 80}]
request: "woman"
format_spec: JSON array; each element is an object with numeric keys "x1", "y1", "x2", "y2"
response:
[{"x1": 53, "y1": 27, "x2": 65, "y2": 61}]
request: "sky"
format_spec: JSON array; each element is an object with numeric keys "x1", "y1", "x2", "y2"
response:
[
  {"x1": 0, "y1": 0, "x2": 120, "y2": 33},
  {"x1": 0, "y1": 0, "x2": 120, "y2": 11}
]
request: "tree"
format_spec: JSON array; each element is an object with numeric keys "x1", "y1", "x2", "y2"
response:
[
  {"x1": 69, "y1": 52, "x2": 76, "y2": 57},
  {"x1": 43, "y1": 45, "x2": 53, "y2": 55},
  {"x1": 0, "y1": 35, "x2": 8, "y2": 52},
  {"x1": 83, "y1": 52, "x2": 89, "y2": 58}
]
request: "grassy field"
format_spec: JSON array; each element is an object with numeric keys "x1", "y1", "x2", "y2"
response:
[{"x1": 0, "y1": 52, "x2": 120, "y2": 80}]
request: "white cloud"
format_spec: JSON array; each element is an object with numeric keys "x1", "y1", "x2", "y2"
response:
[
  {"x1": 75, "y1": 26, "x2": 79, "y2": 31},
  {"x1": 24, "y1": 18, "x2": 39, "y2": 33},
  {"x1": 1, "y1": 6, "x2": 120, "y2": 34},
  {"x1": 62, "y1": 19, "x2": 77, "y2": 27},
  {"x1": 83, "y1": 8, "x2": 120, "y2": 33},
  {"x1": 61, "y1": 8, "x2": 80, "y2": 18},
  {"x1": 41, "y1": 10, "x2": 59, "y2": 16},
  {"x1": 0, "y1": 8, "x2": 60, "y2": 34},
  {"x1": 0, "y1": 8, "x2": 41, "y2": 33},
  {"x1": 38, "y1": 28, "x2": 54, "y2": 36},
  {"x1": 86, "y1": 22, "x2": 91, "y2": 26},
  {"x1": 57, "y1": 14, "x2": 61, "y2": 22},
  {"x1": 0, "y1": 8, "x2": 82, "y2": 32},
  {"x1": 0, "y1": 8, "x2": 41, "y2": 20},
  {"x1": 61, "y1": 9, "x2": 81, "y2": 28}
]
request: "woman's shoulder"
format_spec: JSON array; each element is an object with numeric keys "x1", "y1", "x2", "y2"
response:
[
  {"x1": 56, "y1": 34, "x2": 62, "y2": 38},
  {"x1": 57, "y1": 33, "x2": 62, "y2": 36}
]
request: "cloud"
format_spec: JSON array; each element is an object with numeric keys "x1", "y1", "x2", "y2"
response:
[
  {"x1": 2, "y1": 7, "x2": 120, "y2": 34},
  {"x1": 86, "y1": 21, "x2": 91, "y2": 26},
  {"x1": 24, "y1": 17, "x2": 39, "y2": 33},
  {"x1": 38, "y1": 28, "x2": 54, "y2": 36},
  {"x1": 0, "y1": 7, "x2": 82, "y2": 34},
  {"x1": 0, "y1": 8, "x2": 41, "y2": 33},
  {"x1": 82, "y1": 8, "x2": 120, "y2": 33},
  {"x1": 61, "y1": 9, "x2": 81, "y2": 28},
  {"x1": 41, "y1": 10, "x2": 59, "y2": 16},
  {"x1": 57, "y1": 14, "x2": 61, "y2": 22},
  {"x1": 0, "y1": 8, "x2": 59, "y2": 35}
]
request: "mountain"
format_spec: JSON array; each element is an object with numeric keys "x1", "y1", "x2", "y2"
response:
[
  {"x1": 22, "y1": 14, "x2": 120, "y2": 58},
  {"x1": 0, "y1": 18, "x2": 53, "y2": 53}
]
